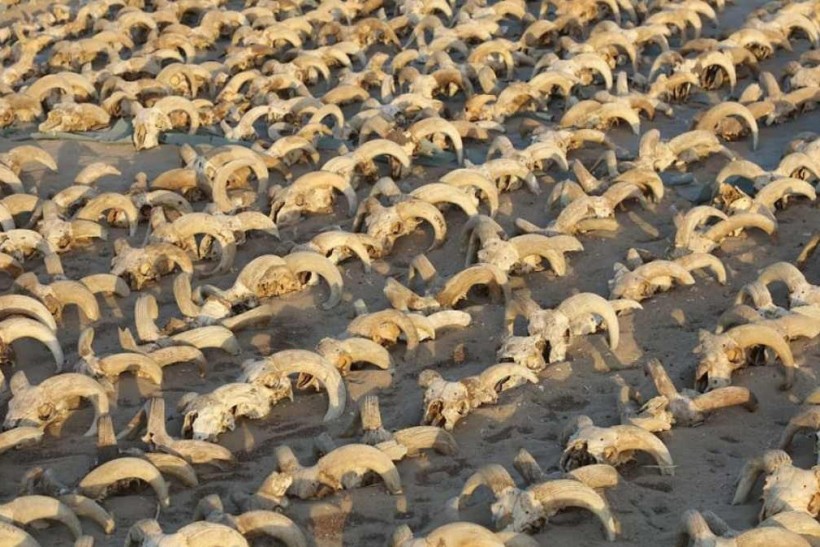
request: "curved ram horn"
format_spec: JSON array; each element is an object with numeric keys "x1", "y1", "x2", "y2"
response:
[
  {"x1": 396, "y1": 199, "x2": 448, "y2": 250},
  {"x1": 1, "y1": 146, "x2": 57, "y2": 174},
  {"x1": 140, "y1": 452, "x2": 198, "y2": 487},
  {"x1": 78, "y1": 457, "x2": 169, "y2": 507},
  {"x1": 283, "y1": 252, "x2": 344, "y2": 310},
  {"x1": 97, "y1": 353, "x2": 163, "y2": 385},
  {"x1": 233, "y1": 510, "x2": 308, "y2": 546},
  {"x1": 0, "y1": 522, "x2": 39, "y2": 546},
  {"x1": 0, "y1": 294, "x2": 57, "y2": 331},
  {"x1": 565, "y1": 463, "x2": 620, "y2": 489},
  {"x1": 703, "y1": 212, "x2": 776, "y2": 244},
  {"x1": 436, "y1": 264, "x2": 510, "y2": 308},
  {"x1": 81, "y1": 274, "x2": 130, "y2": 297},
  {"x1": 0, "y1": 317, "x2": 63, "y2": 368},
  {"x1": 757, "y1": 261, "x2": 809, "y2": 293},
  {"x1": 557, "y1": 293, "x2": 620, "y2": 350},
  {"x1": 732, "y1": 450, "x2": 791, "y2": 505},
  {"x1": 171, "y1": 326, "x2": 240, "y2": 355},
  {"x1": 674, "y1": 206, "x2": 728, "y2": 249},
  {"x1": 695, "y1": 101, "x2": 759, "y2": 150},
  {"x1": 392, "y1": 426, "x2": 458, "y2": 456},
  {"x1": 210, "y1": 157, "x2": 269, "y2": 214},
  {"x1": 450, "y1": 464, "x2": 517, "y2": 510},
  {"x1": 410, "y1": 183, "x2": 478, "y2": 217},
  {"x1": 778, "y1": 406, "x2": 820, "y2": 452},
  {"x1": 75, "y1": 193, "x2": 139, "y2": 236},
  {"x1": 675, "y1": 253, "x2": 726, "y2": 284},
  {"x1": 754, "y1": 178, "x2": 816, "y2": 210},
  {"x1": 317, "y1": 444, "x2": 402, "y2": 494},
  {"x1": 529, "y1": 480, "x2": 620, "y2": 540},
  {"x1": 74, "y1": 162, "x2": 120, "y2": 185},
  {"x1": 347, "y1": 310, "x2": 420, "y2": 356},
  {"x1": 726, "y1": 324, "x2": 796, "y2": 389},
  {"x1": 610, "y1": 424, "x2": 675, "y2": 474},
  {"x1": 0, "y1": 427, "x2": 43, "y2": 455},
  {"x1": 0, "y1": 495, "x2": 81, "y2": 538},
  {"x1": 477, "y1": 363, "x2": 538, "y2": 392},
  {"x1": 172, "y1": 521, "x2": 248, "y2": 545},
  {"x1": 316, "y1": 337, "x2": 392, "y2": 372},
  {"x1": 243, "y1": 349, "x2": 346, "y2": 422}
]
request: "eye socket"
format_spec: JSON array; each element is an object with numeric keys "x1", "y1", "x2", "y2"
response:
[
  {"x1": 37, "y1": 404, "x2": 53, "y2": 420},
  {"x1": 391, "y1": 222, "x2": 402, "y2": 235},
  {"x1": 184, "y1": 411, "x2": 198, "y2": 431}
]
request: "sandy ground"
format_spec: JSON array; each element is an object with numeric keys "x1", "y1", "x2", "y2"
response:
[{"x1": 0, "y1": 0, "x2": 819, "y2": 545}]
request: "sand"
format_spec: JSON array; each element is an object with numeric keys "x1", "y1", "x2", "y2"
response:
[{"x1": 0, "y1": 0, "x2": 818, "y2": 545}]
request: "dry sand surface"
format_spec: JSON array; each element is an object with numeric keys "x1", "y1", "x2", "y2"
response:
[{"x1": 0, "y1": 0, "x2": 819, "y2": 545}]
